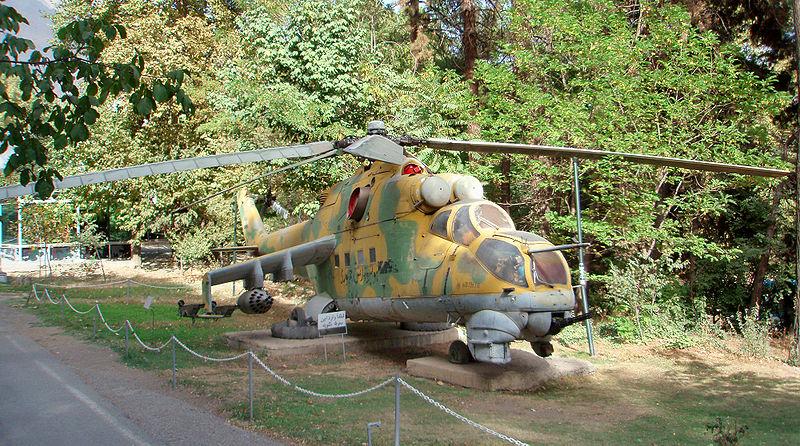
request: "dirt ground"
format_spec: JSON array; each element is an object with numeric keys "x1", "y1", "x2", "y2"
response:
[{"x1": 6, "y1": 258, "x2": 800, "y2": 445}]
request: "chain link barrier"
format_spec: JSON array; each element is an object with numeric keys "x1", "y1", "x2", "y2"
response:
[
  {"x1": 95, "y1": 305, "x2": 124, "y2": 333},
  {"x1": 125, "y1": 321, "x2": 172, "y2": 352},
  {"x1": 127, "y1": 279, "x2": 186, "y2": 290},
  {"x1": 29, "y1": 285, "x2": 42, "y2": 302},
  {"x1": 33, "y1": 279, "x2": 185, "y2": 290},
  {"x1": 171, "y1": 336, "x2": 251, "y2": 363},
  {"x1": 132, "y1": 330, "x2": 172, "y2": 351},
  {"x1": 397, "y1": 378, "x2": 530, "y2": 446},
  {"x1": 29, "y1": 283, "x2": 531, "y2": 445},
  {"x1": 62, "y1": 294, "x2": 96, "y2": 315},
  {"x1": 252, "y1": 354, "x2": 394, "y2": 398},
  {"x1": 43, "y1": 288, "x2": 63, "y2": 304},
  {"x1": 34, "y1": 279, "x2": 130, "y2": 289}
]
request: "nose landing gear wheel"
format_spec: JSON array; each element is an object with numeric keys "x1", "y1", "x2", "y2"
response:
[
  {"x1": 448, "y1": 340, "x2": 473, "y2": 364},
  {"x1": 531, "y1": 341, "x2": 554, "y2": 358}
]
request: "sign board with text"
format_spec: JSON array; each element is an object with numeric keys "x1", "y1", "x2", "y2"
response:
[{"x1": 318, "y1": 311, "x2": 347, "y2": 336}]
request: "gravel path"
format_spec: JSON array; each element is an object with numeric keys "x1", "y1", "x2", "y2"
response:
[{"x1": 0, "y1": 294, "x2": 286, "y2": 446}]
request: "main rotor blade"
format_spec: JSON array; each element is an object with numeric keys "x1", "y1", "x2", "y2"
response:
[
  {"x1": 0, "y1": 141, "x2": 335, "y2": 200},
  {"x1": 419, "y1": 138, "x2": 791, "y2": 178},
  {"x1": 172, "y1": 149, "x2": 337, "y2": 213}
]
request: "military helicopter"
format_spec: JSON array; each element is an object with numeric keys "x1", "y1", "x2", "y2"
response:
[{"x1": 0, "y1": 121, "x2": 790, "y2": 364}]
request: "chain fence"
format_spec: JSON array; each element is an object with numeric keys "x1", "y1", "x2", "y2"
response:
[
  {"x1": 32, "y1": 279, "x2": 186, "y2": 290},
  {"x1": 27, "y1": 282, "x2": 530, "y2": 446}
]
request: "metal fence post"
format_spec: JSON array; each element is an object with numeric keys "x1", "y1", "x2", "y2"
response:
[
  {"x1": 60, "y1": 297, "x2": 64, "y2": 321},
  {"x1": 572, "y1": 157, "x2": 596, "y2": 356},
  {"x1": 124, "y1": 321, "x2": 129, "y2": 357},
  {"x1": 394, "y1": 374, "x2": 400, "y2": 446},
  {"x1": 92, "y1": 307, "x2": 97, "y2": 338},
  {"x1": 126, "y1": 279, "x2": 131, "y2": 303},
  {"x1": 248, "y1": 352, "x2": 254, "y2": 423},
  {"x1": 367, "y1": 421, "x2": 381, "y2": 446},
  {"x1": 171, "y1": 336, "x2": 177, "y2": 389}
]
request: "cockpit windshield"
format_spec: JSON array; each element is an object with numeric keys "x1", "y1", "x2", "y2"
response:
[
  {"x1": 474, "y1": 204, "x2": 515, "y2": 231},
  {"x1": 530, "y1": 251, "x2": 569, "y2": 285},
  {"x1": 430, "y1": 210, "x2": 450, "y2": 238},
  {"x1": 475, "y1": 239, "x2": 528, "y2": 287},
  {"x1": 452, "y1": 206, "x2": 480, "y2": 245},
  {"x1": 429, "y1": 202, "x2": 516, "y2": 246}
]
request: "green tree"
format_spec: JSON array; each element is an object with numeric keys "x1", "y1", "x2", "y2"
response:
[
  {"x1": 472, "y1": 0, "x2": 790, "y2": 315},
  {"x1": 0, "y1": 0, "x2": 192, "y2": 197}
]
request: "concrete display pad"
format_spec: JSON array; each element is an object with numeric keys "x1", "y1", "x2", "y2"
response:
[
  {"x1": 224, "y1": 322, "x2": 459, "y2": 357},
  {"x1": 406, "y1": 350, "x2": 595, "y2": 391}
]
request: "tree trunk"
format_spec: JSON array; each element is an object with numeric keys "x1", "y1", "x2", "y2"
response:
[
  {"x1": 131, "y1": 242, "x2": 142, "y2": 268},
  {"x1": 461, "y1": 0, "x2": 478, "y2": 95},
  {"x1": 500, "y1": 156, "x2": 512, "y2": 212},
  {"x1": 406, "y1": 0, "x2": 420, "y2": 43},
  {"x1": 750, "y1": 179, "x2": 786, "y2": 311}
]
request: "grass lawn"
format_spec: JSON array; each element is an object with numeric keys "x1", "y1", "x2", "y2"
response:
[{"x1": 6, "y1": 280, "x2": 800, "y2": 445}]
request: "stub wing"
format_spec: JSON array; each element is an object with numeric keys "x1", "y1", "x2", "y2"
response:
[{"x1": 203, "y1": 235, "x2": 336, "y2": 294}]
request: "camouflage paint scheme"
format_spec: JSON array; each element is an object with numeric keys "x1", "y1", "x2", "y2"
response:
[{"x1": 237, "y1": 156, "x2": 577, "y2": 363}]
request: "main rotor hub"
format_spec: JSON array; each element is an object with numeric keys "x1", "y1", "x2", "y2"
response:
[{"x1": 366, "y1": 120, "x2": 388, "y2": 136}]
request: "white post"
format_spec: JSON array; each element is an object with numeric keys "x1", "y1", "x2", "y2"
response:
[
  {"x1": 394, "y1": 374, "x2": 400, "y2": 446},
  {"x1": 248, "y1": 352, "x2": 254, "y2": 422},
  {"x1": 76, "y1": 206, "x2": 81, "y2": 259},
  {"x1": 16, "y1": 197, "x2": 22, "y2": 261}
]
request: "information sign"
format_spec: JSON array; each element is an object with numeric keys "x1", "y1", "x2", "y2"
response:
[{"x1": 318, "y1": 311, "x2": 347, "y2": 336}]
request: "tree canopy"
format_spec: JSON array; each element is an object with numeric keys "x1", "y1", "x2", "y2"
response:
[{"x1": 1, "y1": 0, "x2": 798, "y2": 334}]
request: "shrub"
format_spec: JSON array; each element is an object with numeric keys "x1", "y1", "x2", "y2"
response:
[
  {"x1": 706, "y1": 417, "x2": 748, "y2": 446},
  {"x1": 600, "y1": 256, "x2": 698, "y2": 347},
  {"x1": 738, "y1": 310, "x2": 771, "y2": 359}
]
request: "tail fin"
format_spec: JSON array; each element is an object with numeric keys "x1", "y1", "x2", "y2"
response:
[{"x1": 237, "y1": 188, "x2": 265, "y2": 247}]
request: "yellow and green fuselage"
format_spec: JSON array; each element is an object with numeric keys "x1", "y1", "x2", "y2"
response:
[{"x1": 238, "y1": 157, "x2": 577, "y2": 364}]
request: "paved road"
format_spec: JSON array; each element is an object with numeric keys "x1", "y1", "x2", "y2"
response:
[
  {"x1": 0, "y1": 297, "x2": 285, "y2": 446},
  {"x1": 0, "y1": 319, "x2": 158, "y2": 445}
]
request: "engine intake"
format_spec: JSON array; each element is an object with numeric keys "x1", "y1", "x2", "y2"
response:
[{"x1": 236, "y1": 288, "x2": 273, "y2": 314}]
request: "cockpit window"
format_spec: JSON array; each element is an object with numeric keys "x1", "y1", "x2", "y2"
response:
[
  {"x1": 430, "y1": 210, "x2": 451, "y2": 239},
  {"x1": 452, "y1": 206, "x2": 480, "y2": 245},
  {"x1": 531, "y1": 252, "x2": 568, "y2": 285},
  {"x1": 499, "y1": 231, "x2": 547, "y2": 243},
  {"x1": 476, "y1": 239, "x2": 528, "y2": 287},
  {"x1": 474, "y1": 204, "x2": 515, "y2": 231}
]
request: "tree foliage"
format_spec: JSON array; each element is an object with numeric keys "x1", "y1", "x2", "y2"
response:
[
  {"x1": 0, "y1": 0, "x2": 192, "y2": 197},
  {"x1": 3, "y1": 0, "x2": 797, "y2": 329}
]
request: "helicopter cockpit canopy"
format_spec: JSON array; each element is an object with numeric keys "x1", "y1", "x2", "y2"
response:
[
  {"x1": 429, "y1": 202, "x2": 515, "y2": 244},
  {"x1": 430, "y1": 202, "x2": 569, "y2": 288}
]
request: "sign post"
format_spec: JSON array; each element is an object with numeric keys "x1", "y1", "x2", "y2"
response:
[
  {"x1": 318, "y1": 311, "x2": 347, "y2": 361},
  {"x1": 144, "y1": 296, "x2": 155, "y2": 330}
]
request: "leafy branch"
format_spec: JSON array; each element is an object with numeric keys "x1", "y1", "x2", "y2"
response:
[{"x1": 0, "y1": 2, "x2": 194, "y2": 198}]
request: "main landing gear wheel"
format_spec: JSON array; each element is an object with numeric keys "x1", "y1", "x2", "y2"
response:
[
  {"x1": 270, "y1": 307, "x2": 318, "y2": 339},
  {"x1": 400, "y1": 322, "x2": 452, "y2": 331},
  {"x1": 531, "y1": 341, "x2": 554, "y2": 358},
  {"x1": 448, "y1": 340, "x2": 473, "y2": 364}
]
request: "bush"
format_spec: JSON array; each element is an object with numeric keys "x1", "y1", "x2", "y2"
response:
[
  {"x1": 738, "y1": 310, "x2": 771, "y2": 359},
  {"x1": 600, "y1": 256, "x2": 698, "y2": 347},
  {"x1": 706, "y1": 417, "x2": 748, "y2": 446},
  {"x1": 172, "y1": 228, "x2": 218, "y2": 265}
]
